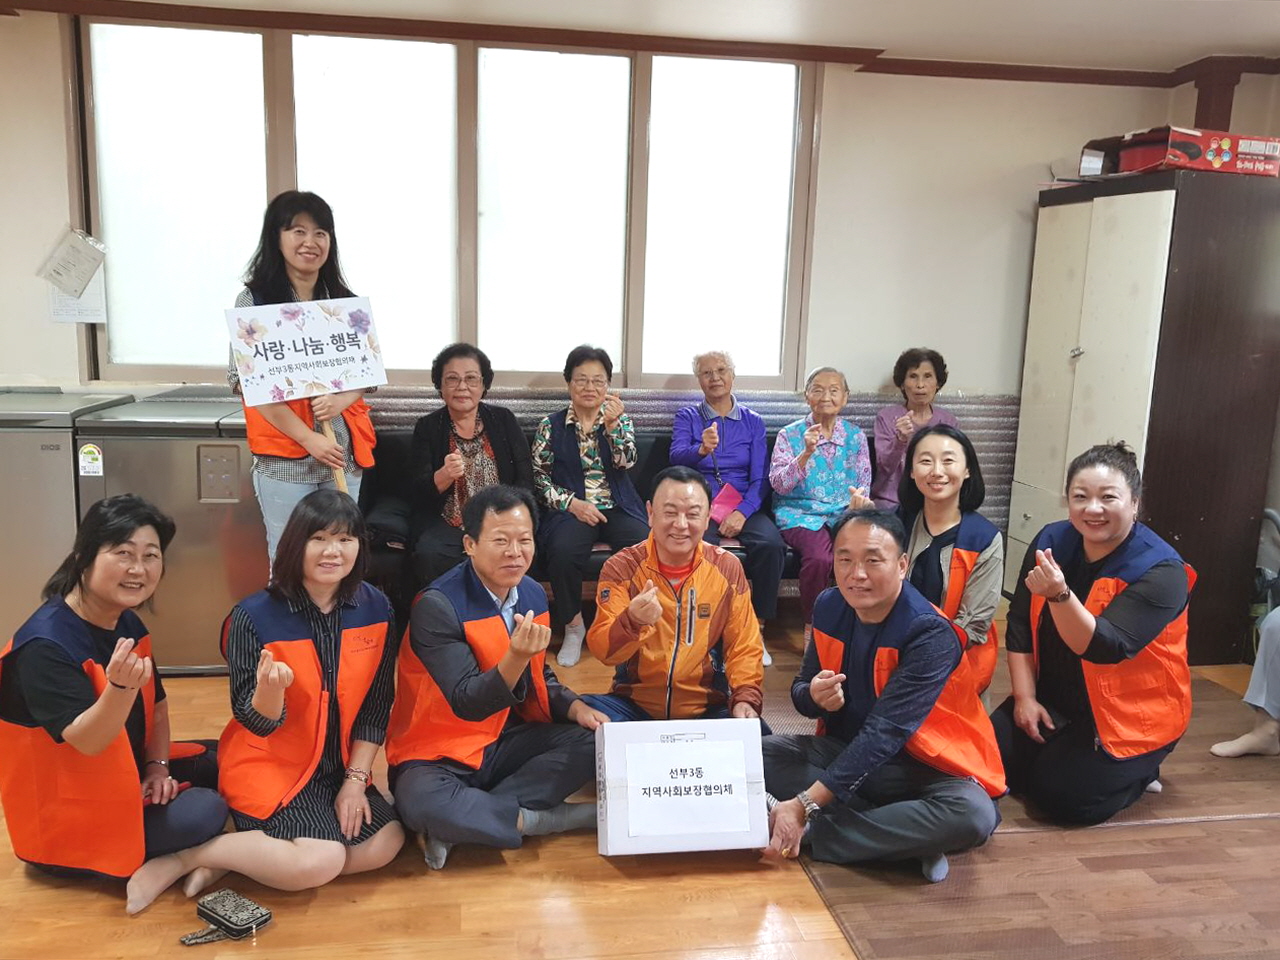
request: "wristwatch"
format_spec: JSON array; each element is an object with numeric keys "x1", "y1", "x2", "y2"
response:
[
  {"x1": 1048, "y1": 587, "x2": 1072, "y2": 604},
  {"x1": 794, "y1": 789, "x2": 822, "y2": 822}
]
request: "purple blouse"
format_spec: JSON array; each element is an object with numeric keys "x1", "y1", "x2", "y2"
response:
[{"x1": 870, "y1": 403, "x2": 959, "y2": 509}]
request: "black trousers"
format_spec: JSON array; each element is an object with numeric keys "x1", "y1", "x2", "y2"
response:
[
  {"x1": 541, "y1": 509, "x2": 649, "y2": 625},
  {"x1": 990, "y1": 696, "x2": 1176, "y2": 825},
  {"x1": 703, "y1": 511, "x2": 786, "y2": 621},
  {"x1": 391, "y1": 722, "x2": 596, "y2": 849},
  {"x1": 413, "y1": 515, "x2": 466, "y2": 588}
]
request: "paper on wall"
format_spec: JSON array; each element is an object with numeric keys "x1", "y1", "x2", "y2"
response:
[{"x1": 38, "y1": 228, "x2": 106, "y2": 299}]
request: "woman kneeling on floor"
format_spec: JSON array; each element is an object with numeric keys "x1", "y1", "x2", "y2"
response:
[
  {"x1": 126, "y1": 490, "x2": 404, "y2": 913},
  {"x1": 0, "y1": 496, "x2": 226, "y2": 892},
  {"x1": 993, "y1": 442, "x2": 1193, "y2": 824}
]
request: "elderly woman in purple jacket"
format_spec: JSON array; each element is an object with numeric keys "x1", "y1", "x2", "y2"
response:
[
  {"x1": 871, "y1": 348, "x2": 958, "y2": 510},
  {"x1": 670, "y1": 351, "x2": 786, "y2": 666}
]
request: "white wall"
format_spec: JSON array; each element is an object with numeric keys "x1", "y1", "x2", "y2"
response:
[
  {"x1": 0, "y1": 12, "x2": 83, "y2": 385},
  {"x1": 803, "y1": 68, "x2": 1176, "y2": 398},
  {"x1": 1232, "y1": 73, "x2": 1280, "y2": 137}
]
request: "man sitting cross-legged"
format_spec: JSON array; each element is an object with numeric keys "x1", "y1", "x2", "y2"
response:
[
  {"x1": 583, "y1": 465, "x2": 765, "y2": 723},
  {"x1": 386, "y1": 484, "x2": 609, "y2": 869},
  {"x1": 762, "y1": 508, "x2": 1005, "y2": 882}
]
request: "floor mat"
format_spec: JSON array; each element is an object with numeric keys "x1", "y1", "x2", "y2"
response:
[{"x1": 802, "y1": 677, "x2": 1280, "y2": 960}]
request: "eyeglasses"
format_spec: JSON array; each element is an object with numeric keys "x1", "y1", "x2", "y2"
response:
[
  {"x1": 806, "y1": 385, "x2": 846, "y2": 398},
  {"x1": 571, "y1": 378, "x2": 609, "y2": 390},
  {"x1": 697, "y1": 367, "x2": 731, "y2": 380},
  {"x1": 442, "y1": 374, "x2": 483, "y2": 389}
]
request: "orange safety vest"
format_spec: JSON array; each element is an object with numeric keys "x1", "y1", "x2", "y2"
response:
[
  {"x1": 386, "y1": 563, "x2": 552, "y2": 770},
  {"x1": 217, "y1": 584, "x2": 389, "y2": 819},
  {"x1": 812, "y1": 584, "x2": 1006, "y2": 798},
  {"x1": 1028, "y1": 521, "x2": 1194, "y2": 759},
  {"x1": 0, "y1": 600, "x2": 199, "y2": 878},
  {"x1": 242, "y1": 396, "x2": 377, "y2": 468},
  {"x1": 938, "y1": 513, "x2": 1002, "y2": 693}
]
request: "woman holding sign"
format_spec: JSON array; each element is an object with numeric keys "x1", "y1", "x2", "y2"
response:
[
  {"x1": 669, "y1": 350, "x2": 785, "y2": 666},
  {"x1": 124, "y1": 490, "x2": 403, "y2": 914},
  {"x1": 769, "y1": 366, "x2": 872, "y2": 641},
  {"x1": 228, "y1": 191, "x2": 377, "y2": 565},
  {"x1": 0, "y1": 495, "x2": 226, "y2": 889}
]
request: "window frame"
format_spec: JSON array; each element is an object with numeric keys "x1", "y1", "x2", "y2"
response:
[{"x1": 78, "y1": 15, "x2": 820, "y2": 390}]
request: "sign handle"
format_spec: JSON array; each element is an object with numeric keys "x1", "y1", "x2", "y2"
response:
[{"x1": 320, "y1": 420, "x2": 349, "y2": 494}]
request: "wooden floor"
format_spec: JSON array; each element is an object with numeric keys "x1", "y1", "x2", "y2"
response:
[{"x1": 0, "y1": 612, "x2": 1260, "y2": 960}]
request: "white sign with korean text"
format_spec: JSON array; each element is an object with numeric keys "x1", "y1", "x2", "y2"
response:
[
  {"x1": 625, "y1": 739, "x2": 750, "y2": 837},
  {"x1": 225, "y1": 297, "x2": 386, "y2": 408}
]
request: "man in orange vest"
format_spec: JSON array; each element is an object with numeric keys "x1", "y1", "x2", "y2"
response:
[
  {"x1": 762, "y1": 509, "x2": 1004, "y2": 883},
  {"x1": 386, "y1": 485, "x2": 608, "y2": 869}
]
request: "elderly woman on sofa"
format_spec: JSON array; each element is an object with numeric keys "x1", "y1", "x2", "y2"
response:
[{"x1": 670, "y1": 350, "x2": 786, "y2": 666}]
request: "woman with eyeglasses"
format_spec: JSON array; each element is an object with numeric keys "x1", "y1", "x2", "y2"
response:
[
  {"x1": 769, "y1": 367, "x2": 872, "y2": 640},
  {"x1": 410, "y1": 343, "x2": 534, "y2": 587},
  {"x1": 531, "y1": 344, "x2": 649, "y2": 666}
]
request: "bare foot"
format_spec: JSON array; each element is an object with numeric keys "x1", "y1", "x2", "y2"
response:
[
  {"x1": 183, "y1": 867, "x2": 228, "y2": 898},
  {"x1": 1210, "y1": 729, "x2": 1280, "y2": 758},
  {"x1": 126, "y1": 853, "x2": 188, "y2": 915}
]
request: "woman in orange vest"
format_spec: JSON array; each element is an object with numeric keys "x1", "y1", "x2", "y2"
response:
[
  {"x1": 227, "y1": 191, "x2": 377, "y2": 565},
  {"x1": 0, "y1": 495, "x2": 226, "y2": 888},
  {"x1": 124, "y1": 490, "x2": 404, "y2": 914},
  {"x1": 896, "y1": 425, "x2": 1003, "y2": 693},
  {"x1": 993, "y1": 442, "x2": 1193, "y2": 824}
]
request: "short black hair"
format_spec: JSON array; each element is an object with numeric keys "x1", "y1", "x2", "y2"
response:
[
  {"x1": 1065, "y1": 441, "x2": 1142, "y2": 499},
  {"x1": 892, "y1": 347, "x2": 949, "y2": 401},
  {"x1": 896, "y1": 424, "x2": 986, "y2": 517},
  {"x1": 269, "y1": 490, "x2": 367, "y2": 606},
  {"x1": 462, "y1": 484, "x2": 538, "y2": 540},
  {"x1": 44, "y1": 495, "x2": 177, "y2": 601},
  {"x1": 431, "y1": 342, "x2": 494, "y2": 395},
  {"x1": 831, "y1": 508, "x2": 908, "y2": 554},
  {"x1": 650, "y1": 465, "x2": 712, "y2": 506},
  {"x1": 563, "y1": 344, "x2": 614, "y2": 383}
]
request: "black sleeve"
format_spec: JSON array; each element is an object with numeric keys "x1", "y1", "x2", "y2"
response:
[
  {"x1": 410, "y1": 590, "x2": 523, "y2": 722},
  {"x1": 542, "y1": 661, "x2": 581, "y2": 721},
  {"x1": 153, "y1": 664, "x2": 167, "y2": 705},
  {"x1": 409, "y1": 411, "x2": 446, "y2": 514},
  {"x1": 789, "y1": 631, "x2": 825, "y2": 719},
  {"x1": 350, "y1": 597, "x2": 399, "y2": 744},
  {"x1": 10, "y1": 640, "x2": 98, "y2": 741},
  {"x1": 1083, "y1": 560, "x2": 1189, "y2": 664},
  {"x1": 226, "y1": 606, "x2": 286, "y2": 737},
  {"x1": 1004, "y1": 540, "x2": 1039, "y2": 655}
]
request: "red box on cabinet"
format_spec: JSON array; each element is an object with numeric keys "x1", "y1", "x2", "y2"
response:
[{"x1": 1080, "y1": 125, "x2": 1280, "y2": 178}]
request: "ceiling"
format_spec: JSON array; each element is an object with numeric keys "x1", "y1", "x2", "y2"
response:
[{"x1": 120, "y1": 0, "x2": 1280, "y2": 71}]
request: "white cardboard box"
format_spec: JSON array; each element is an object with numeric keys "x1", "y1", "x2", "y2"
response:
[{"x1": 595, "y1": 718, "x2": 769, "y2": 856}]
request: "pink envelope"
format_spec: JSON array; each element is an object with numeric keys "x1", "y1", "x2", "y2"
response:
[{"x1": 710, "y1": 482, "x2": 744, "y2": 524}]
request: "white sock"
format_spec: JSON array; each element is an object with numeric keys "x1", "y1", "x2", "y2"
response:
[
  {"x1": 557, "y1": 621, "x2": 586, "y2": 667},
  {"x1": 1144, "y1": 778, "x2": 1163, "y2": 794},
  {"x1": 519, "y1": 802, "x2": 596, "y2": 836},
  {"x1": 760, "y1": 641, "x2": 773, "y2": 668}
]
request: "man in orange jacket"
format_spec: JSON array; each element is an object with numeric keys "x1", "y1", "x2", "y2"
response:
[
  {"x1": 584, "y1": 466, "x2": 765, "y2": 723},
  {"x1": 763, "y1": 509, "x2": 1004, "y2": 883}
]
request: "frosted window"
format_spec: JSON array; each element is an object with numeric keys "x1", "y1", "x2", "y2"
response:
[
  {"x1": 477, "y1": 48, "x2": 629, "y2": 372},
  {"x1": 90, "y1": 24, "x2": 267, "y2": 367},
  {"x1": 642, "y1": 57, "x2": 797, "y2": 377},
  {"x1": 294, "y1": 35, "x2": 456, "y2": 371}
]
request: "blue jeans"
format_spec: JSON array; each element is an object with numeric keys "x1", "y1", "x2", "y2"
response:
[
  {"x1": 252, "y1": 470, "x2": 363, "y2": 567},
  {"x1": 581, "y1": 694, "x2": 772, "y2": 735}
]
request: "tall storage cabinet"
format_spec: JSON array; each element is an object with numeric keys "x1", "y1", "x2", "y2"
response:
[{"x1": 1008, "y1": 170, "x2": 1280, "y2": 664}]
